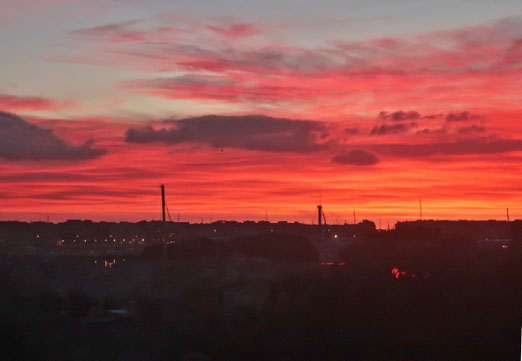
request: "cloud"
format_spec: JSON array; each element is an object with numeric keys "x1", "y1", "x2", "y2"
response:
[
  {"x1": 70, "y1": 20, "x2": 184, "y2": 44},
  {"x1": 0, "y1": 111, "x2": 106, "y2": 161},
  {"x1": 378, "y1": 110, "x2": 421, "y2": 122},
  {"x1": 374, "y1": 137, "x2": 522, "y2": 158},
  {"x1": 125, "y1": 74, "x2": 252, "y2": 103},
  {"x1": 0, "y1": 93, "x2": 73, "y2": 111},
  {"x1": 370, "y1": 122, "x2": 417, "y2": 136},
  {"x1": 124, "y1": 72, "x2": 335, "y2": 105},
  {"x1": 445, "y1": 111, "x2": 482, "y2": 122},
  {"x1": 344, "y1": 127, "x2": 359, "y2": 135},
  {"x1": 331, "y1": 149, "x2": 379, "y2": 166},
  {"x1": 422, "y1": 114, "x2": 443, "y2": 120},
  {"x1": 416, "y1": 128, "x2": 446, "y2": 135},
  {"x1": 77, "y1": 17, "x2": 522, "y2": 74},
  {"x1": 63, "y1": 17, "x2": 522, "y2": 117},
  {"x1": 71, "y1": 20, "x2": 144, "y2": 43},
  {"x1": 457, "y1": 124, "x2": 486, "y2": 134},
  {"x1": 206, "y1": 22, "x2": 260, "y2": 38},
  {"x1": 125, "y1": 114, "x2": 329, "y2": 153}
]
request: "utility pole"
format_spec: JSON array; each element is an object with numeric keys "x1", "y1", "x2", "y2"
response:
[
  {"x1": 160, "y1": 184, "x2": 166, "y2": 260},
  {"x1": 160, "y1": 184, "x2": 166, "y2": 222}
]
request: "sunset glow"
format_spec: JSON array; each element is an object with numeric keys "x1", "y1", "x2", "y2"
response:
[{"x1": 2, "y1": 0, "x2": 522, "y2": 224}]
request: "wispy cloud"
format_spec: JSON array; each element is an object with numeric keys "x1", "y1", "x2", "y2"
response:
[
  {"x1": 206, "y1": 22, "x2": 260, "y2": 38},
  {"x1": 0, "y1": 93, "x2": 74, "y2": 112},
  {"x1": 374, "y1": 137, "x2": 522, "y2": 158},
  {"x1": 61, "y1": 17, "x2": 522, "y2": 118}
]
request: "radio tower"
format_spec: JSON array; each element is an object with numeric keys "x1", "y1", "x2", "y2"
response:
[
  {"x1": 160, "y1": 184, "x2": 167, "y2": 260},
  {"x1": 419, "y1": 199, "x2": 422, "y2": 220},
  {"x1": 317, "y1": 205, "x2": 325, "y2": 226},
  {"x1": 160, "y1": 184, "x2": 166, "y2": 222}
]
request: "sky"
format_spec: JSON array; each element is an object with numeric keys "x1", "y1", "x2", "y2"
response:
[{"x1": 1, "y1": 0, "x2": 522, "y2": 225}]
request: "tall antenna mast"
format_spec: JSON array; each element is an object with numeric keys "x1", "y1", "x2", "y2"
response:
[
  {"x1": 507, "y1": 208, "x2": 510, "y2": 222},
  {"x1": 160, "y1": 184, "x2": 166, "y2": 222},
  {"x1": 419, "y1": 199, "x2": 422, "y2": 220},
  {"x1": 353, "y1": 210, "x2": 356, "y2": 224},
  {"x1": 160, "y1": 184, "x2": 167, "y2": 260}
]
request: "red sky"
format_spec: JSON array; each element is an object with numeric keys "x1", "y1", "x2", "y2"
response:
[{"x1": 1, "y1": 3, "x2": 522, "y2": 225}]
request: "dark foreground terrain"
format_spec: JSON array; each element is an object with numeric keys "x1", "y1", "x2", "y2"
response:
[{"x1": 1, "y1": 229, "x2": 521, "y2": 361}]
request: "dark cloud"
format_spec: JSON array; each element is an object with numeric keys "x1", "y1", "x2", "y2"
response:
[
  {"x1": 0, "y1": 111, "x2": 106, "y2": 161},
  {"x1": 125, "y1": 114, "x2": 329, "y2": 153},
  {"x1": 370, "y1": 122, "x2": 417, "y2": 136},
  {"x1": 331, "y1": 149, "x2": 379, "y2": 166},
  {"x1": 457, "y1": 124, "x2": 486, "y2": 134},
  {"x1": 445, "y1": 111, "x2": 482, "y2": 122},
  {"x1": 416, "y1": 128, "x2": 446, "y2": 135},
  {"x1": 422, "y1": 114, "x2": 443, "y2": 120},
  {"x1": 378, "y1": 110, "x2": 483, "y2": 125},
  {"x1": 374, "y1": 137, "x2": 522, "y2": 157},
  {"x1": 378, "y1": 111, "x2": 421, "y2": 122}
]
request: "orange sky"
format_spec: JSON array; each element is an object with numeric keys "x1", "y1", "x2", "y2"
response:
[{"x1": 1, "y1": 6, "x2": 522, "y2": 225}]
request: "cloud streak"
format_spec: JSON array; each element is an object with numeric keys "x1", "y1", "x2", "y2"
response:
[
  {"x1": 206, "y1": 22, "x2": 260, "y2": 38},
  {"x1": 0, "y1": 93, "x2": 73, "y2": 112},
  {"x1": 374, "y1": 137, "x2": 522, "y2": 158}
]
